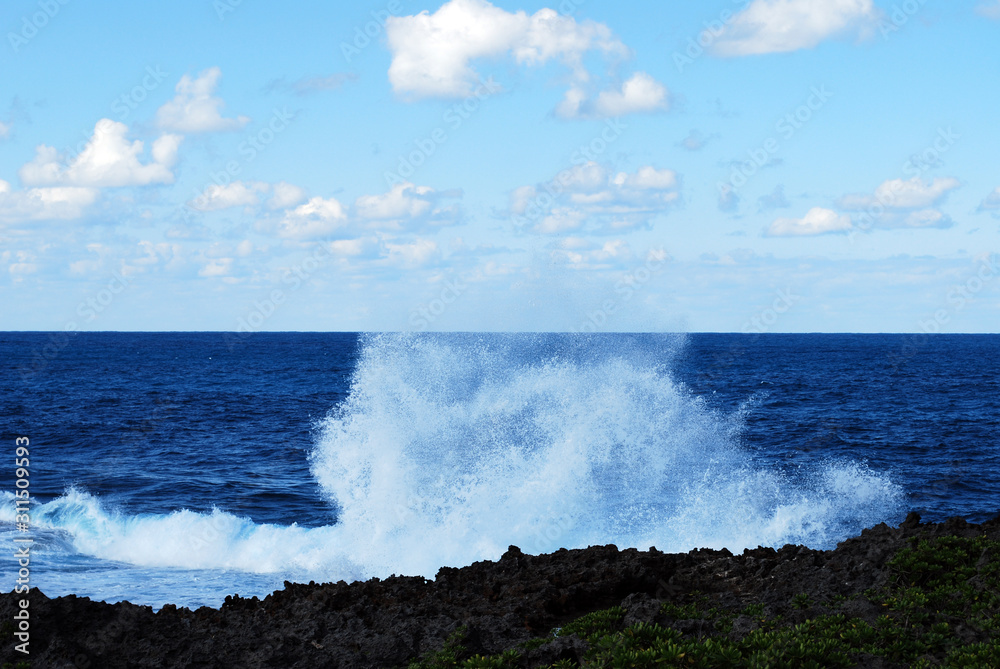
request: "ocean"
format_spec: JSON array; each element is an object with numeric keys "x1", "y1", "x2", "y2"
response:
[{"x1": 1, "y1": 332, "x2": 998, "y2": 610}]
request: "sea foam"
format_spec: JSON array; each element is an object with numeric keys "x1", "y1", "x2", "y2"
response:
[{"x1": 3, "y1": 333, "x2": 904, "y2": 590}]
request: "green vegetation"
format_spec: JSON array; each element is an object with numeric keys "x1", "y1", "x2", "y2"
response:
[{"x1": 404, "y1": 534, "x2": 1000, "y2": 668}]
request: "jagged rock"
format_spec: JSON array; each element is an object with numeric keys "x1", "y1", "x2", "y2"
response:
[{"x1": 2, "y1": 514, "x2": 998, "y2": 668}]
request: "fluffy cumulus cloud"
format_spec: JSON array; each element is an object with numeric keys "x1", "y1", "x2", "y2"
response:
[
  {"x1": 0, "y1": 179, "x2": 99, "y2": 223},
  {"x1": 188, "y1": 181, "x2": 268, "y2": 212},
  {"x1": 713, "y1": 0, "x2": 880, "y2": 56},
  {"x1": 353, "y1": 182, "x2": 462, "y2": 231},
  {"x1": 548, "y1": 237, "x2": 634, "y2": 270},
  {"x1": 267, "y1": 181, "x2": 307, "y2": 210},
  {"x1": 767, "y1": 207, "x2": 853, "y2": 236},
  {"x1": 386, "y1": 0, "x2": 664, "y2": 119},
  {"x1": 557, "y1": 72, "x2": 669, "y2": 119},
  {"x1": 273, "y1": 196, "x2": 349, "y2": 241},
  {"x1": 19, "y1": 120, "x2": 181, "y2": 188},
  {"x1": 837, "y1": 176, "x2": 960, "y2": 229},
  {"x1": 156, "y1": 67, "x2": 250, "y2": 133},
  {"x1": 510, "y1": 162, "x2": 680, "y2": 234},
  {"x1": 260, "y1": 183, "x2": 461, "y2": 241}
]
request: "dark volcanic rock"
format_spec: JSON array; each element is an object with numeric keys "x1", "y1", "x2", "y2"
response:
[{"x1": 3, "y1": 512, "x2": 999, "y2": 668}]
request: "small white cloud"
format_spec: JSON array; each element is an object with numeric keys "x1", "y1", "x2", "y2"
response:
[
  {"x1": 514, "y1": 162, "x2": 681, "y2": 235},
  {"x1": 837, "y1": 177, "x2": 960, "y2": 229},
  {"x1": 198, "y1": 258, "x2": 234, "y2": 278},
  {"x1": 355, "y1": 182, "x2": 462, "y2": 230},
  {"x1": 156, "y1": 67, "x2": 250, "y2": 133},
  {"x1": 976, "y1": 0, "x2": 1000, "y2": 19},
  {"x1": 979, "y1": 186, "x2": 1000, "y2": 211},
  {"x1": 900, "y1": 209, "x2": 950, "y2": 229},
  {"x1": 677, "y1": 129, "x2": 710, "y2": 152},
  {"x1": 713, "y1": 0, "x2": 880, "y2": 57},
  {"x1": 384, "y1": 238, "x2": 440, "y2": 268},
  {"x1": 275, "y1": 196, "x2": 348, "y2": 240},
  {"x1": 612, "y1": 166, "x2": 677, "y2": 190},
  {"x1": 0, "y1": 121, "x2": 10, "y2": 139},
  {"x1": 19, "y1": 120, "x2": 181, "y2": 188},
  {"x1": 536, "y1": 209, "x2": 586, "y2": 234},
  {"x1": 557, "y1": 72, "x2": 670, "y2": 119},
  {"x1": 267, "y1": 181, "x2": 307, "y2": 210},
  {"x1": 590, "y1": 73, "x2": 669, "y2": 118},
  {"x1": 871, "y1": 177, "x2": 960, "y2": 209},
  {"x1": 329, "y1": 237, "x2": 381, "y2": 258},
  {"x1": 0, "y1": 179, "x2": 99, "y2": 222},
  {"x1": 768, "y1": 207, "x2": 853, "y2": 236},
  {"x1": 550, "y1": 238, "x2": 633, "y2": 269},
  {"x1": 265, "y1": 73, "x2": 356, "y2": 96},
  {"x1": 356, "y1": 182, "x2": 434, "y2": 220},
  {"x1": 509, "y1": 185, "x2": 537, "y2": 215},
  {"x1": 188, "y1": 181, "x2": 268, "y2": 212}
]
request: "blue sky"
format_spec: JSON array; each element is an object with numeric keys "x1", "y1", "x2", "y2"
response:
[{"x1": 1, "y1": 0, "x2": 998, "y2": 332}]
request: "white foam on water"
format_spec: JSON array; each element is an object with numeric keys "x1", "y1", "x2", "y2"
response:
[{"x1": 1, "y1": 332, "x2": 905, "y2": 606}]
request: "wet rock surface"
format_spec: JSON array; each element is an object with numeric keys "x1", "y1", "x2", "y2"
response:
[{"x1": 3, "y1": 512, "x2": 998, "y2": 668}]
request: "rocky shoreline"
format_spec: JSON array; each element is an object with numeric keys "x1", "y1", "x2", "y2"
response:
[{"x1": 2, "y1": 512, "x2": 998, "y2": 668}]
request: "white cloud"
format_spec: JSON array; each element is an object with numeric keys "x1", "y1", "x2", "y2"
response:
[
  {"x1": 587, "y1": 73, "x2": 670, "y2": 119},
  {"x1": 713, "y1": 0, "x2": 880, "y2": 56},
  {"x1": 19, "y1": 120, "x2": 181, "y2": 188},
  {"x1": 384, "y1": 238, "x2": 440, "y2": 268},
  {"x1": 871, "y1": 177, "x2": 960, "y2": 209},
  {"x1": 273, "y1": 196, "x2": 348, "y2": 240},
  {"x1": 356, "y1": 182, "x2": 434, "y2": 220},
  {"x1": 979, "y1": 186, "x2": 1000, "y2": 211},
  {"x1": 612, "y1": 166, "x2": 677, "y2": 190},
  {"x1": 0, "y1": 121, "x2": 9, "y2": 139},
  {"x1": 536, "y1": 209, "x2": 586, "y2": 234},
  {"x1": 976, "y1": 0, "x2": 1000, "y2": 19},
  {"x1": 355, "y1": 182, "x2": 462, "y2": 230},
  {"x1": 198, "y1": 258, "x2": 234, "y2": 278},
  {"x1": 328, "y1": 237, "x2": 381, "y2": 258},
  {"x1": 156, "y1": 67, "x2": 250, "y2": 133},
  {"x1": 512, "y1": 162, "x2": 680, "y2": 235},
  {"x1": 550, "y1": 238, "x2": 633, "y2": 269},
  {"x1": 188, "y1": 181, "x2": 268, "y2": 211},
  {"x1": 836, "y1": 177, "x2": 960, "y2": 229},
  {"x1": 386, "y1": 0, "x2": 627, "y2": 98},
  {"x1": 0, "y1": 179, "x2": 99, "y2": 222},
  {"x1": 386, "y1": 0, "x2": 666, "y2": 118},
  {"x1": 260, "y1": 183, "x2": 462, "y2": 242},
  {"x1": 267, "y1": 181, "x2": 307, "y2": 210},
  {"x1": 767, "y1": 207, "x2": 853, "y2": 236}
]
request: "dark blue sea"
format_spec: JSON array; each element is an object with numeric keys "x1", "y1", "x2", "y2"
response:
[{"x1": 1, "y1": 332, "x2": 998, "y2": 610}]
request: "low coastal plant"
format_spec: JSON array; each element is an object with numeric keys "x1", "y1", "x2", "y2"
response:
[{"x1": 404, "y1": 534, "x2": 1000, "y2": 668}]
